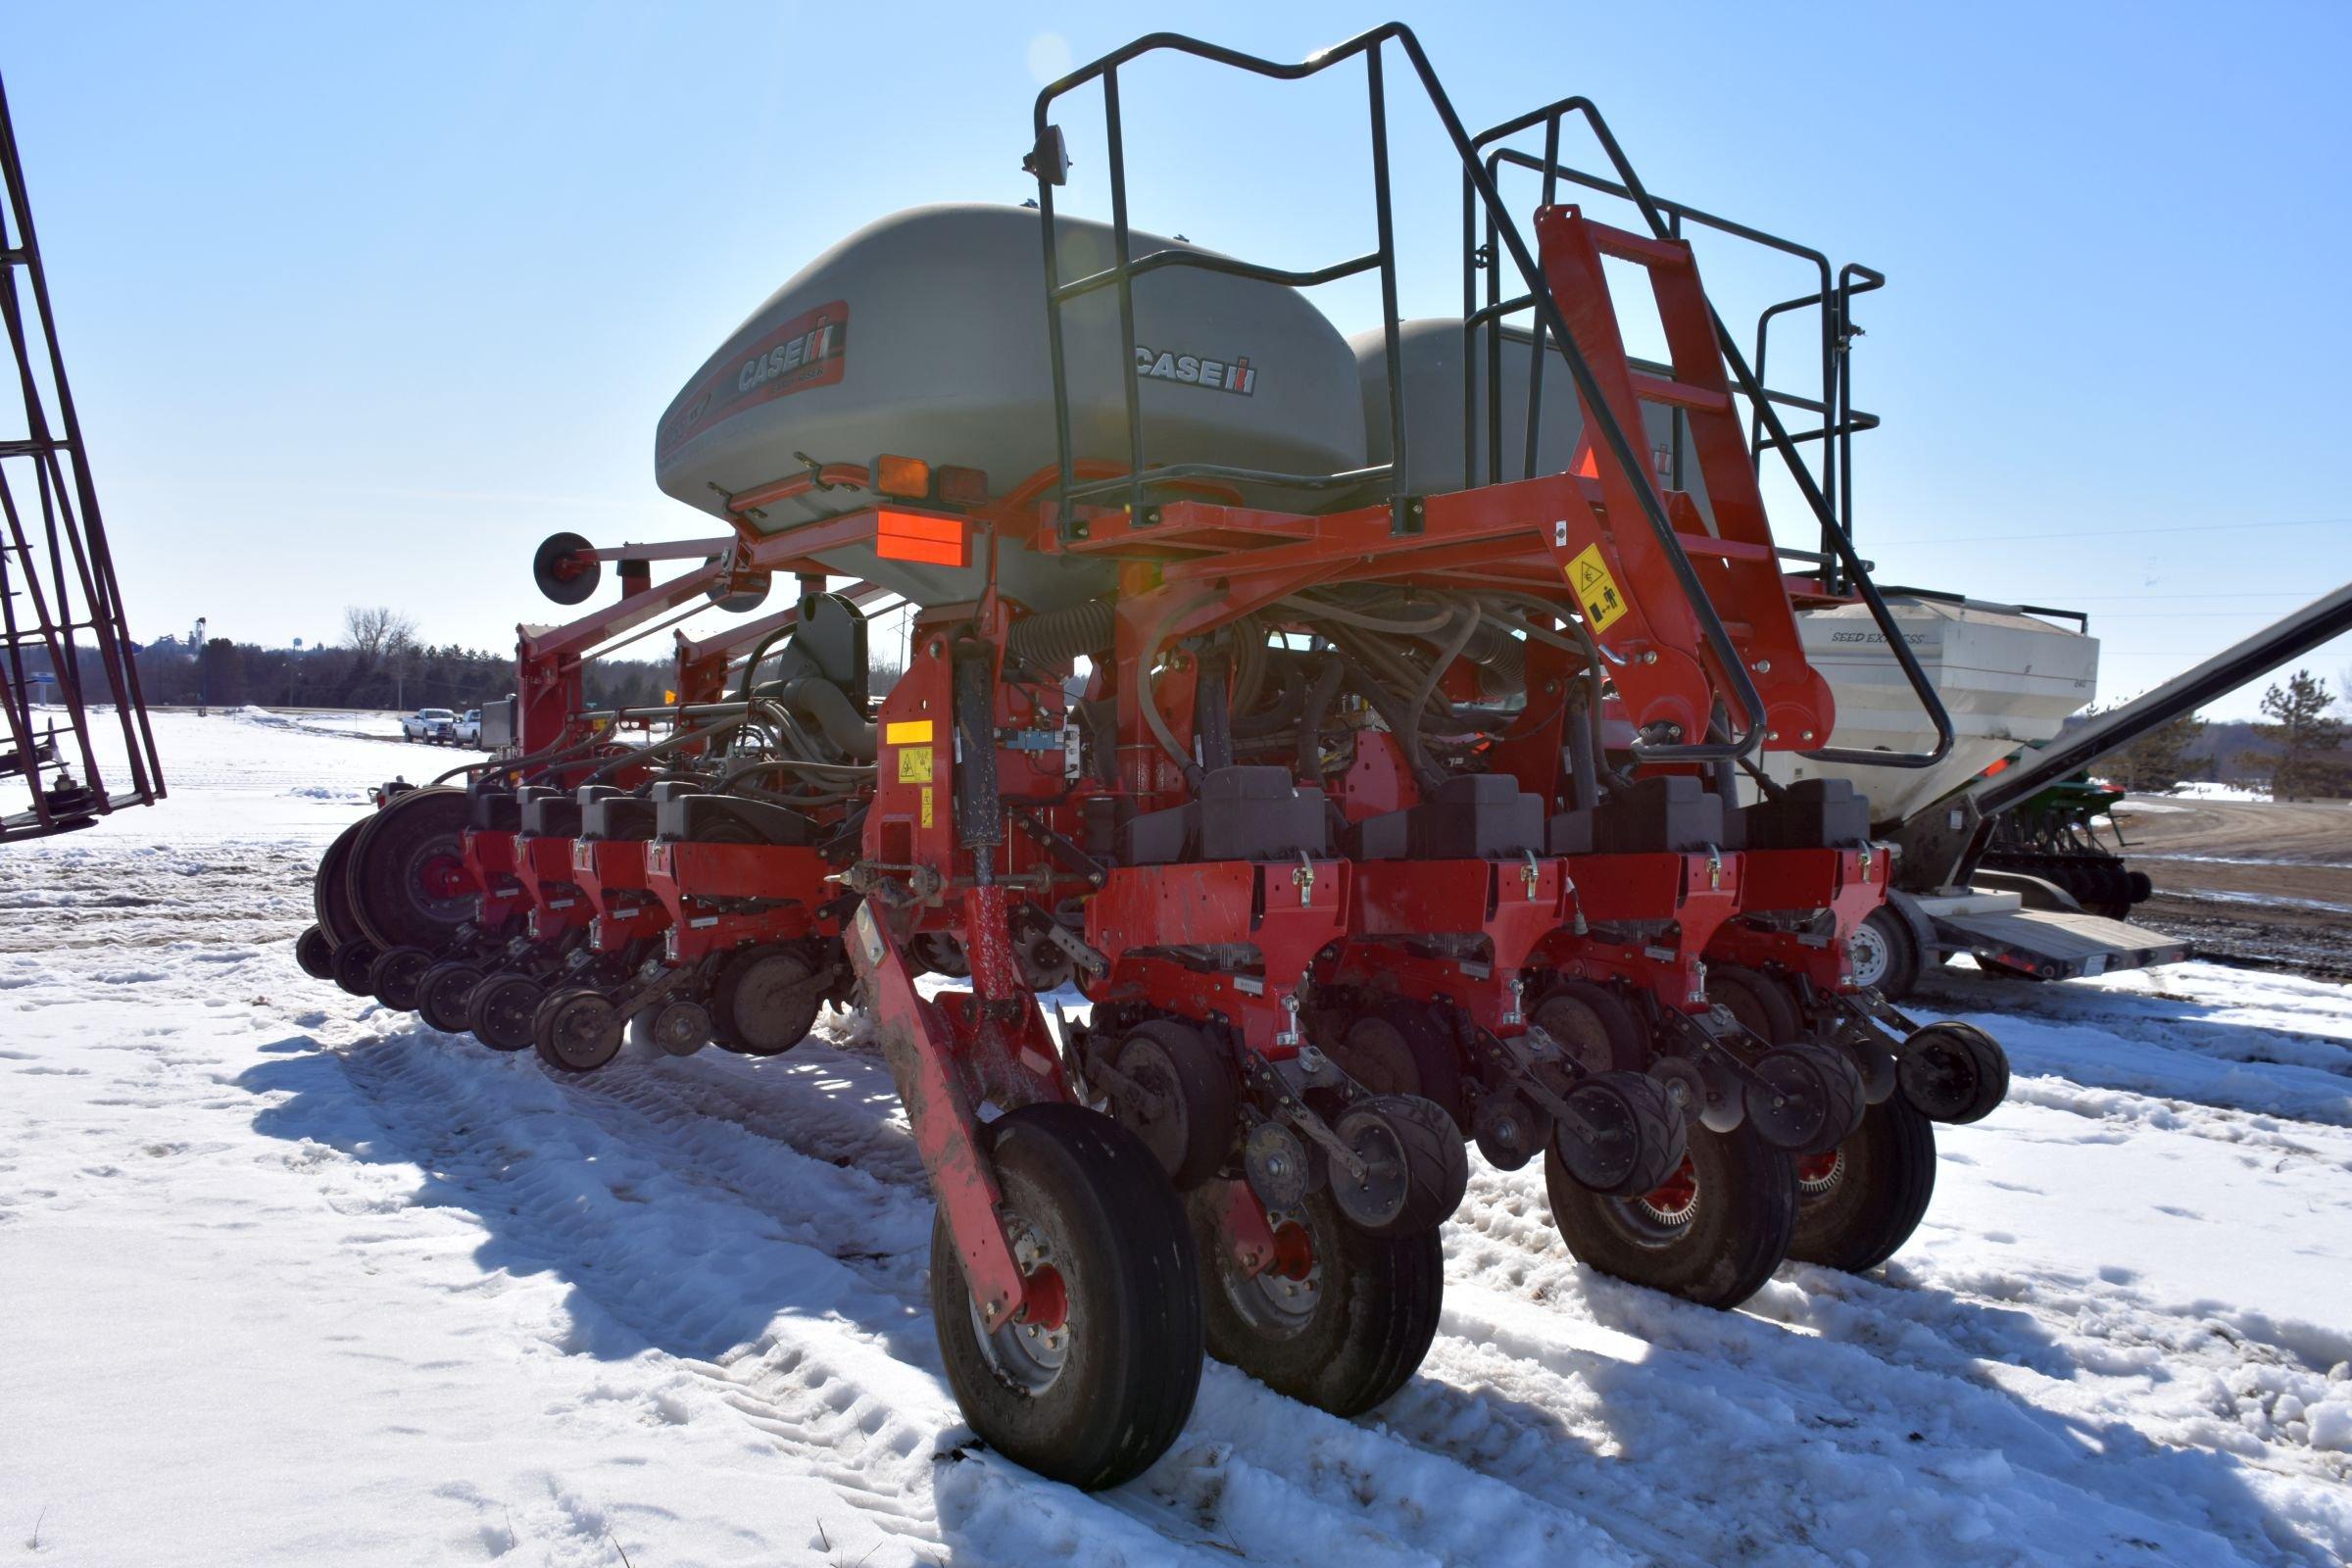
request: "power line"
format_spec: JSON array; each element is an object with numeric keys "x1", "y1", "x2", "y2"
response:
[{"x1": 1877, "y1": 516, "x2": 2351, "y2": 547}]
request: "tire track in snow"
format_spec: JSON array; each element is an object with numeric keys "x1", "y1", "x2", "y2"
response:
[
  {"x1": 329, "y1": 1032, "x2": 1244, "y2": 1568},
  {"x1": 416, "y1": 1030, "x2": 1648, "y2": 1567},
  {"x1": 1439, "y1": 1154, "x2": 2352, "y2": 1567}
]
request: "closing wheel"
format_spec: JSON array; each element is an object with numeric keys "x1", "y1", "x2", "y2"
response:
[
  {"x1": 1847, "y1": 906, "x2": 1920, "y2": 1001},
  {"x1": 1709, "y1": 966, "x2": 1800, "y2": 1045},
  {"x1": 1552, "y1": 1070, "x2": 1690, "y2": 1199},
  {"x1": 416, "y1": 961, "x2": 485, "y2": 1035},
  {"x1": 1189, "y1": 1181, "x2": 1443, "y2": 1417},
  {"x1": 711, "y1": 946, "x2": 824, "y2": 1055},
  {"x1": 909, "y1": 932, "x2": 969, "y2": 978},
  {"x1": 929, "y1": 1103, "x2": 1202, "y2": 1491},
  {"x1": 533, "y1": 529, "x2": 601, "y2": 606},
  {"x1": 368, "y1": 945, "x2": 435, "y2": 1012},
  {"x1": 1105, "y1": 1019, "x2": 1236, "y2": 1190},
  {"x1": 1743, "y1": 1044, "x2": 1866, "y2": 1155},
  {"x1": 1544, "y1": 1120, "x2": 1798, "y2": 1309},
  {"x1": 1898, "y1": 1021, "x2": 2010, "y2": 1124},
  {"x1": 646, "y1": 999, "x2": 712, "y2": 1057},
  {"x1": 331, "y1": 938, "x2": 381, "y2": 999},
  {"x1": 1328, "y1": 1094, "x2": 1468, "y2": 1239},
  {"x1": 466, "y1": 973, "x2": 546, "y2": 1053},
  {"x1": 534, "y1": 988, "x2": 623, "y2": 1074},
  {"x1": 1013, "y1": 928, "x2": 1075, "y2": 994},
  {"x1": 294, "y1": 924, "x2": 335, "y2": 981},
  {"x1": 1533, "y1": 981, "x2": 1646, "y2": 1074},
  {"x1": 1788, "y1": 1096, "x2": 1938, "y2": 1273},
  {"x1": 1471, "y1": 1088, "x2": 1547, "y2": 1171},
  {"x1": 348, "y1": 788, "x2": 475, "y2": 954}
]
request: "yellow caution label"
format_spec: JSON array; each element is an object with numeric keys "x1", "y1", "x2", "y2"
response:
[
  {"x1": 1565, "y1": 543, "x2": 1630, "y2": 634},
  {"x1": 884, "y1": 719, "x2": 935, "y2": 744},
  {"x1": 898, "y1": 745, "x2": 934, "y2": 784},
  {"x1": 919, "y1": 786, "x2": 934, "y2": 828}
]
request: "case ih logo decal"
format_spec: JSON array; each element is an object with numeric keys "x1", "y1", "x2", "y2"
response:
[
  {"x1": 1134, "y1": 344, "x2": 1256, "y2": 395},
  {"x1": 658, "y1": 300, "x2": 849, "y2": 458}
]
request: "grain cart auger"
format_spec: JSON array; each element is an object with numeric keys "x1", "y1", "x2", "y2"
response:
[
  {"x1": 0, "y1": 74, "x2": 163, "y2": 844},
  {"x1": 293, "y1": 20, "x2": 2024, "y2": 1490}
]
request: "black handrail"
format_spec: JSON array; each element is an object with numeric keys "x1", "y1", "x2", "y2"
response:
[
  {"x1": 1463, "y1": 98, "x2": 1952, "y2": 769},
  {"x1": 1027, "y1": 24, "x2": 1770, "y2": 762}
]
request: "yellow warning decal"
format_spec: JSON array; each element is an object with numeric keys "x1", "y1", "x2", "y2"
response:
[
  {"x1": 919, "y1": 786, "x2": 934, "y2": 829},
  {"x1": 1565, "y1": 543, "x2": 1630, "y2": 634},
  {"x1": 884, "y1": 719, "x2": 935, "y2": 745},
  {"x1": 898, "y1": 745, "x2": 934, "y2": 784}
]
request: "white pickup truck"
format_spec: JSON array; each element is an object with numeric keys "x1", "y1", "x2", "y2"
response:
[
  {"x1": 452, "y1": 710, "x2": 483, "y2": 747},
  {"x1": 401, "y1": 708, "x2": 458, "y2": 744}
]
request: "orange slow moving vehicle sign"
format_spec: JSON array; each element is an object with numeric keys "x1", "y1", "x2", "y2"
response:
[{"x1": 875, "y1": 509, "x2": 970, "y2": 567}]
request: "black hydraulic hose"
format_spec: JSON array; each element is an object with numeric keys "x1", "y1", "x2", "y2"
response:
[
  {"x1": 1295, "y1": 656, "x2": 1346, "y2": 781},
  {"x1": 1327, "y1": 648, "x2": 1447, "y2": 794},
  {"x1": 1401, "y1": 602, "x2": 1482, "y2": 782},
  {"x1": 1229, "y1": 664, "x2": 1305, "y2": 739},
  {"x1": 1564, "y1": 682, "x2": 1600, "y2": 812},
  {"x1": 1006, "y1": 599, "x2": 1115, "y2": 665},
  {"x1": 1194, "y1": 652, "x2": 1235, "y2": 773},
  {"x1": 773, "y1": 674, "x2": 878, "y2": 761}
]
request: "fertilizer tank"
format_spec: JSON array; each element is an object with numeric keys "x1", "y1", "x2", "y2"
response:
[{"x1": 656, "y1": 203, "x2": 1368, "y2": 611}]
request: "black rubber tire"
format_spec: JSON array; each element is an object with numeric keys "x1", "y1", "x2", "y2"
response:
[
  {"x1": 710, "y1": 946, "x2": 822, "y2": 1056},
  {"x1": 1189, "y1": 1182, "x2": 1443, "y2": 1417},
  {"x1": 416, "y1": 961, "x2": 485, "y2": 1035},
  {"x1": 313, "y1": 817, "x2": 370, "y2": 949},
  {"x1": 1329, "y1": 1094, "x2": 1468, "y2": 1239},
  {"x1": 348, "y1": 788, "x2": 475, "y2": 954},
  {"x1": 294, "y1": 924, "x2": 336, "y2": 981},
  {"x1": 466, "y1": 973, "x2": 545, "y2": 1053},
  {"x1": 368, "y1": 944, "x2": 435, "y2": 1012},
  {"x1": 1709, "y1": 966, "x2": 1801, "y2": 1046},
  {"x1": 1851, "y1": 906, "x2": 1920, "y2": 1002},
  {"x1": 929, "y1": 1103, "x2": 1202, "y2": 1491},
  {"x1": 1788, "y1": 1096, "x2": 1938, "y2": 1273},
  {"x1": 1107, "y1": 1019, "x2": 1237, "y2": 1190},
  {"x1": 534, "y1": 987, "x2": 623, "y2": 1074},
  {"x1": 331, "y1": 938, "x2": 381, "y2": 999},
  {"x1": 1544, "y1": 1120, "x2": 1797, "y2": 1309},
  {"x1": 1533, "y1": 980, "x2": 1647, "y2": 1074},
  {"x1": 1899, "y1": 1021, "x2": 2010, "y2": 1125}
]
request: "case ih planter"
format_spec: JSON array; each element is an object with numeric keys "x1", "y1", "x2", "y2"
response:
[{"x1": 297, "y1": 24, "x2": 2022, "y2": 1489}]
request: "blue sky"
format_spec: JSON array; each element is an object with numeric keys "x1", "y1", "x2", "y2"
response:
[{"x1": 10, "y1": 0, "x2": 2348, "y2": 716}]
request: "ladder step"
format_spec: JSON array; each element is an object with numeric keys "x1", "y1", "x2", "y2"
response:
[
  {"x1": 1582, "y1": 220, "x2": 1690, "y2": 270},
  {"x1": 1630, "y1": 369, "x2": 1732, "y2": 415}
]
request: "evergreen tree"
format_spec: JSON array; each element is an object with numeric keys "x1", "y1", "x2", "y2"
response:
[
  {"x1": 2242, "y1": 669, "x2": 2347, "y2": 800},
  {"x1": 2107, "y1": 709, "x2": 2206, "y2": 794}
]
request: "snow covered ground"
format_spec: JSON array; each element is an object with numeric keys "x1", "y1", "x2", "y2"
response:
[{"x1": 5, "y1": 710, "x2": 2350, "y2": 1567}]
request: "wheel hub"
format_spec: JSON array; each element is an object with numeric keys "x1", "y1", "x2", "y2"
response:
[
  {"x1": 970, "y1": 1218, "x2": 1071, "y2": 1394},
  {"x1": 1847, "y1": 922, "x2": 1889, "y2": 991},
  {"x1": 1795, "y1": 1148, "x2": 1844, "y2": 1198},
  {"x1": 1632, "y1": 1156, "x2": 1699, "y2": 1229}
]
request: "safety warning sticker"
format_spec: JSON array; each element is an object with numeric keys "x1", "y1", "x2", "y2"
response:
[
  {"x1": 1564, "y1": 543, "x2": 1629, "y2": 634},
  {"x1": 898, "y1": 745, "x2": 934, "y2": 784}
]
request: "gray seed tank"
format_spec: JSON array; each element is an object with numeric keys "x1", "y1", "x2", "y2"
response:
[
  {"x1": 1352, "y1": 318, "x2": 1710, "y2": 522},
  {"x1": 656, "y1": 203, "x2": 1368, "y2": 611}
]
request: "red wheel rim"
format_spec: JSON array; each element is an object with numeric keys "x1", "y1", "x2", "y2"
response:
[{"x1": 418, "y1": 853, "x2": 469, "y2": 901}]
